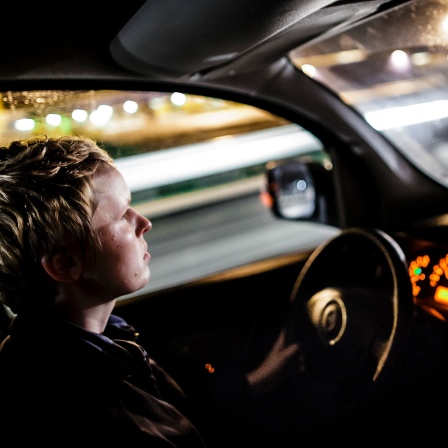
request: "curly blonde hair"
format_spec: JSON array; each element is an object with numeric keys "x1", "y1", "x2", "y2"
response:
[{"x1": 0, "y1": 135, "x2": 115, "y2": 313}]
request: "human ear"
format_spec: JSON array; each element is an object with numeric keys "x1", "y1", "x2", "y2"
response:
[{"x1": 41, "y1": 248, "x2": 84, "y2": 282}]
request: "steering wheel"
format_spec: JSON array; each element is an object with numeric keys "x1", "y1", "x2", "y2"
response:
[
  {"x1": 198, "y1": 228, "x2": 413, "y2": 444},
  {"x1": 287, "y1": 227, "x2": 413, "y2": 423}
]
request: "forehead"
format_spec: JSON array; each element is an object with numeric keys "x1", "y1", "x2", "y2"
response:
[
  {"x1": 93, "y1": 165, "x2": 126, "y2": 191},
  {"x1": 92, "y1": 166, "x2": 130, "y2": 213}
]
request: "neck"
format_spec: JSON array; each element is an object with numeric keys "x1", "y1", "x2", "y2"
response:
[
  {"x1": 53, "y1": 286, "x2": 117, "y2": 333},
  {"x1": 64, "y1": 300, "x2": 116, "y2": 333}
]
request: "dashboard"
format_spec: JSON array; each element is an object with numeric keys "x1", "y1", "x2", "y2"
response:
[{"x1": 401, "y1": 234, "x2": 448, "y2": 323}]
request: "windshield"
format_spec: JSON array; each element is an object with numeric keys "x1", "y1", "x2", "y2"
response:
[{"x1": 289, "y1": 0, "x2": 448, "y2": 187}]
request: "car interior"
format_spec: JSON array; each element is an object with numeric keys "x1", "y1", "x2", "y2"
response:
[{"x1": 1, "y1": 0, "x2": 448, "y2": 444}]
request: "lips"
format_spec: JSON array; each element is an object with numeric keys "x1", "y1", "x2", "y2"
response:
[{"x1": 144, "y1": 249, "x2": 150, "y2": 261}]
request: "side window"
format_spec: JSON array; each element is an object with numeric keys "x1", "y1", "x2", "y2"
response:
[
  {"x1": 0, "y1": 89, "x2": 339, "y2": 298},
  {"x1": 108, "y1": 93, "x2": 339, "y2": 297}
]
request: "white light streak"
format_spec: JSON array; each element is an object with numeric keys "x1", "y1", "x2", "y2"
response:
[
  {"x1": 115, "y1": 125, "x2": 321, "y2": 192},
  {"x1": 365, "y1": 100, "x2": 448, "y2": 130}
]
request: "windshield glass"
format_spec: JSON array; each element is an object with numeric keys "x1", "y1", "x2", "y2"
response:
[{"x1": 290, "y1": 0, "x2": 448, "y2": 187}]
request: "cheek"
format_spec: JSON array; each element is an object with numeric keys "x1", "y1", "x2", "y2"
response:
[
  {"x1": 97, "y1": 223, "x2": 119, "y2": 246},
  {"x1": 97, "y1": 225, "x2": 134, "y2": 259}
]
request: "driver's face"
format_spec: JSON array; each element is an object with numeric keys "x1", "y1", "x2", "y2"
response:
[{"x1": 81, "y1": 166, "x2": 152, "y2": 299}]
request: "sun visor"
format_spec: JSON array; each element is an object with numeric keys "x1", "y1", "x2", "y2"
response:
[{"x1": 109, "y1": 0, "x2": 338, "y2": 78}]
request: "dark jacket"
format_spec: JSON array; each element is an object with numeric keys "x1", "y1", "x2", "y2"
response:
[{"x1": 0, "y1": 311, "x2": 207, "y2": 447}]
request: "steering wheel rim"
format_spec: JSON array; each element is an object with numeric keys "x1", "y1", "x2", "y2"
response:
[{"x1": 288, "y1": 227, "x2": 413, "y2": 410}]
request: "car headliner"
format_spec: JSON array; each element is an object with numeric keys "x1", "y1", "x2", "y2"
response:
[{"x1": 2, "y1": 0, "x2": 410, "y2": 85}]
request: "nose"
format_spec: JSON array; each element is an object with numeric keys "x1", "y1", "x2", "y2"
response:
[
  {"x1": 136, "y1": 210, "x2": 152, "y2": 236},
  {"x1": 141, "y1": 215, "x2": 152, "y2": 234}
]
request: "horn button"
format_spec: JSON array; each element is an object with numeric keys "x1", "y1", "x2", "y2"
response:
[{"x1": 307, "y1": 289, "x2": 347, "y2": 345}]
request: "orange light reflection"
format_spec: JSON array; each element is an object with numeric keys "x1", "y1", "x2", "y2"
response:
[{"x1": 435, "y1": 286, "x2": 448, "y2": 305}]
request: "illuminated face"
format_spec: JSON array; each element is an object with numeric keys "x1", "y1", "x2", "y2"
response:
[{"x1": 81, "y1": 166, "x2": 152, "y2": 300}]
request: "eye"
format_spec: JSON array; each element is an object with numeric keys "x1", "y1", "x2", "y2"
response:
[{"x1": 122, "y1": 209, "x2": 131, "y2": 220}]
